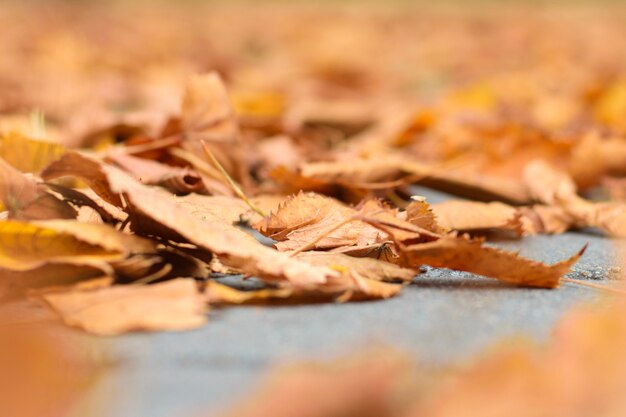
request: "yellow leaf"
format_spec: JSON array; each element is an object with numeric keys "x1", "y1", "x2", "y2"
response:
[
  {"x1": 232, "y1": 91, "x2": 285, "y2": 118},
  {"x1": 0, "y1": 220, "x2": 154, "y2": 271},
  {"x1": 0, "y1": 132, "x2": 65, "y2": 173}
]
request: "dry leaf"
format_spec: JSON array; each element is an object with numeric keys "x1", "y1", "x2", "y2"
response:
[
  {"x1": 431, "y1": 200, "x2": 523, "y2": 235},
  {"x1": 0, "y1": 157, "x2": 75, "y2": 220},
  {"x1": 107, "y1": 152, "x2": 207, "y2": 195},
  {"x1": 570, "y1": 133, "x2": 626, "y2": 188},
  {"x1": 42, "y1": 152, "x2": 341, "y2": 288},
  {"x1": 524, "y1": 160, "x2": 626, "y2": 237},
  {"x1": 260, "y1": 192, "x2": 434, "y2": 252},
  {"x1": 296, "y1": 156, "x2": 531, "y2": 204},
  {"x1": 204, "y1": 281, "x2": 294, "y2": 305},
  {"x1": 177, "y1": 193, "x2": 283, "y2": 225},
  {"x1": 295, "y1": 251, "x2": 417, "y2": 282},
  {"x1": 181, "y1": 72, "x2": 239, "y2": 144},
  {"x1": 1, "y1": 263, "x2": 105, "y2": 300},
  {"x1": 602, "y1": 176, "x2": 626, "y2": 201},
  {"x1": 0, "y1": 219, "x2": 154, "y2": 271},
  {"x1": 0, "y1": 132, "x2": 65, "y2": 173},
  {"x1": 41, "y1": 278, "x2": 206, "y2": 335},
  {"x1": 398, "y1": 235, "x2": 584, "y2": 288},
  {"x1": 257, "y1": 191, "x2": 354, "y2": 238},
  {"x1": 404, "y1": 199, "x2": 444, "y2": 234}
]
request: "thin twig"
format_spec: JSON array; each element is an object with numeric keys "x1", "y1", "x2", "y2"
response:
[
  {"x1": 201, "y1": 140, "x2": 266, "y2": 217},
  {"x1": 123, "y1": 134, "x2": 182, "y2": 155},
  {"x1": 169, "y1": 147, "x2": 223, "y2": 181}
]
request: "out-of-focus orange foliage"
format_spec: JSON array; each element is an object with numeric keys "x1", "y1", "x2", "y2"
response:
[{"x1": 0, "y1": 304, "x2": 107, "y2": 417}]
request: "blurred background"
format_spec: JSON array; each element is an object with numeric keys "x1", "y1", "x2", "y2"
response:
[{"x1": 1, "y1": 1, "x2": 626, "y2": 417}]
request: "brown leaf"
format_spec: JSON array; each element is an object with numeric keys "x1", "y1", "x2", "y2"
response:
[
  {"x1": 205, "y1": 273, "x2": 402, "y2": 305},
  {"x1": 42, "y1": 152, "x2": 341, "y2": 288},
  {"x1": 107, "y1": 152, "x2": 206, "y2": 195},
  {"x1": 178, "y1": 193, "x2": 283, "y2": 226},
  {"x1": 297, "y1": 156, "x2": 531, "y2": 204},
  {"x1": 404, "y1": 199, "x2": 444, "y2": 234},
  {"x1": 1, "y1": 263, "x2": 105, "y2": 300},
  {"x1": 260, "y1": 193, "x2": 435, "y2": 252},
  {"x1": 257, "y1": 191, "x2": 354, "y2": 238},
  {"x1": 524, "y1": 160, "x2": 626, "y2": 237},
  {"x1": 40, "y1": 278, "x2": 206, "y2": 335},
  {"x1": 570, "y1": 133, "x2": 626, "y2": 188},
  {"x1": 181, "y1": 72, "x2": 239, "y2": 144},
  {"x1": 602, "y1": 176, "x2": 626, "y2": 201},
  {"x1": 260, "y1": 192, "x2": 385, "y2": 251},
  {"x1": 431, "y1": 200, "x2": 523, "y2": 235},
  {"x1": 295, "y1": 251, "x2": 417, "y2": 282},
  {"x1": 0, "y1": 157, "x2": 76, "y2": 220},
  {"x1": 398, "y1": 235, "x2": 584, "y2": 288},
  {"x1": 517, "y1": 205, "x2": 575, "y2": 235}
]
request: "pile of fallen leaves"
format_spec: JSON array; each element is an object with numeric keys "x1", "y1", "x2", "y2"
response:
[
  {"x1": 1, "y1": 71, "x2": 594, "y2": 335},
  {"x1": 1, "y1": 3, "x2": 626, "y2": 336}
]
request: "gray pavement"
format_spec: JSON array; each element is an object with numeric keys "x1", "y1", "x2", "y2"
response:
[{"x1": 84, "y1": 188, "x2": 622, "y2": 417}]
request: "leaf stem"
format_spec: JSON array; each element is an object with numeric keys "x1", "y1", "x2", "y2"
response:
[{"x1": 201, "y1": 140, "x2": 266, "y2": 217}]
